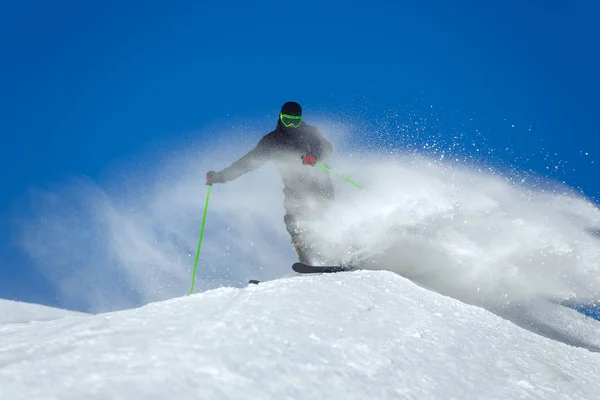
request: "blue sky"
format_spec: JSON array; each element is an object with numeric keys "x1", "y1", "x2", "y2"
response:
[{"x1": 1, "y1": 0, "x2": 599, "y2": 309}]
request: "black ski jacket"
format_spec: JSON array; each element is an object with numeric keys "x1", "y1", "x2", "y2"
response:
[{"x1": 218, "y1": 121, "x2": 334, "y2": 215}]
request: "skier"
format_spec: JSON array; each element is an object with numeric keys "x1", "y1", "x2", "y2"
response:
[{"x1": 206, "y1": 101, "x2": 334, "y2": 265}]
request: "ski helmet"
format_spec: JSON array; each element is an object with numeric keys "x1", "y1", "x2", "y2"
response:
[{"x1": 280, "y1": 101, "x2": 303, "y2": 128}]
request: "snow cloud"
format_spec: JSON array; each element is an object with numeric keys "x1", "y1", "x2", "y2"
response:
[
  {"x1": 313, "y1": 154, "x2": 600, "y2": 310},
  {"x1": 16, "y1": 122, "x2": 600, "y2": 314}
]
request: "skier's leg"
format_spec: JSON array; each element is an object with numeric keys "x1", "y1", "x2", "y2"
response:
[
  {"x1": 284, "y1": 213, "x2": 313, "y2": 264},
  {"x1": 282, "y1": 182, "x2": 335, "y2": 264}
]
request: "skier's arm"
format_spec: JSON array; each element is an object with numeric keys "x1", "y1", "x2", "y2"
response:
[{"x1": 217, "y1": 136, "x2": 273, "y2": 183}]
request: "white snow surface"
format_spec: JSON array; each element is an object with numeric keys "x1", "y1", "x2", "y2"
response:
[
  {"x1": 2, "y1": 270, "x2": 600, "y2": 400},
  {"x1": 0, "y1": 299, "x2": 86, "y2": 324}
]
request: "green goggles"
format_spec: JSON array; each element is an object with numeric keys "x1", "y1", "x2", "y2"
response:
[{"x1": 280, "y1": 113, "x2": 302, "y2": 128}]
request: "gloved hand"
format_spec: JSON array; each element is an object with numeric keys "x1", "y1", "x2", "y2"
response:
[
  {"x1": 302, "y1": 155, "x2": 317, "y2": 167},
  {"x1": 206, "y1": 171, "x2": 224, "y2": 185}
]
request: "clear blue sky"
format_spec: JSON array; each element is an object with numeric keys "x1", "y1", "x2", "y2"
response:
[{"x1": 1, "y1": 0, "x2": 599, "y2": 308}]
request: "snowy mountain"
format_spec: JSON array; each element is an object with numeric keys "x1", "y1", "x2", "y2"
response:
[{"x1": 2, "y1": 270, "x2": 600, "y2": 400}]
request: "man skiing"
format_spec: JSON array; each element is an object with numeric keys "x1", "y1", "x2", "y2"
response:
[{"x1": 206, "y1": 101, "x2": 334, "y2": 265}]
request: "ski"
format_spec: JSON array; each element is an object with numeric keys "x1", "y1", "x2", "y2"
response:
[
  {"x1": 292, "y1": 262, "x2": 356, "y2": 274},
  {"x1": 248, "y1": 280, "x2": 260, "y2": 285}
]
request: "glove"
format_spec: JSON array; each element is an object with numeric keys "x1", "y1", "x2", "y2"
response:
[
  {"x1": 206, "y1": 170, "x2": 224, "y2": 185},
  {"x1": 302, "y1": 155, "x2": 317, "y2": 167}
]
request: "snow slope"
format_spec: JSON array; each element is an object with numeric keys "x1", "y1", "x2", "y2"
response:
[
  {"x1": 2, "y1": 270, "x2": 600, "y2": 400},
  {"x1": 0, "y1": 299, "x2": 86, "y2": 324}
]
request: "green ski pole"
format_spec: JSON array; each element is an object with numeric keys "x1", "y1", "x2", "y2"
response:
[
  {"x1": 303, "y1": 156, "x2": 365, "y2": 190},
  {"x1": 190, "y1": 185, "x2": 212, "y2": 294},
  {"x1": 315, "y1": 162, "x2": 365, "y2": 190}
]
